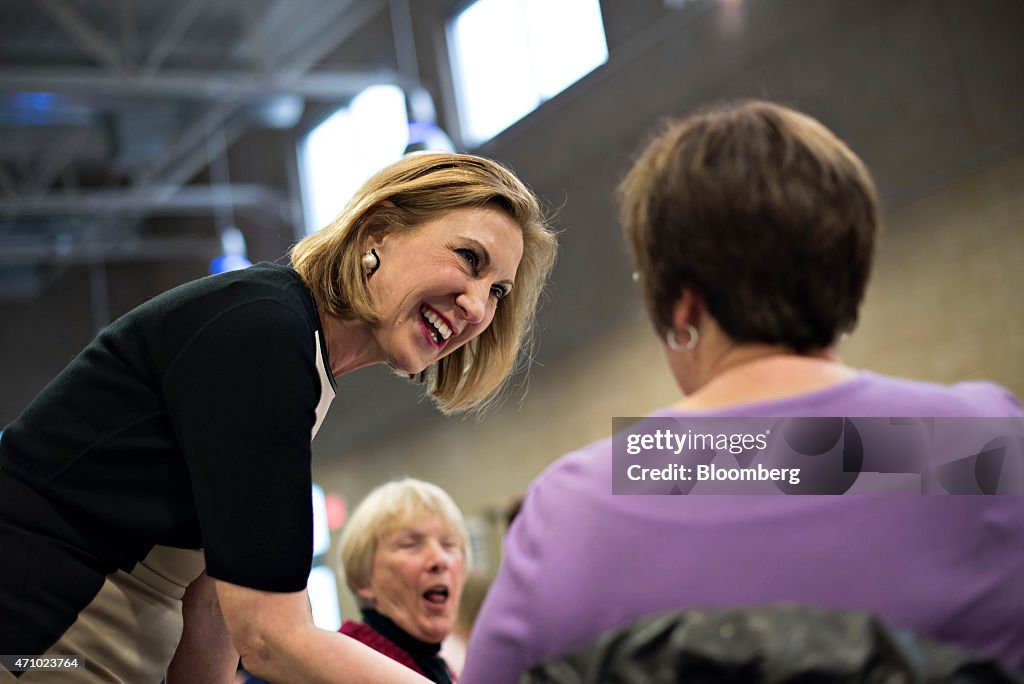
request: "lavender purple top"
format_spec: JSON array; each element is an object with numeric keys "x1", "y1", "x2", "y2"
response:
[{"x1": 461, "y1": 372, "x2": 1024, "y2": 683}]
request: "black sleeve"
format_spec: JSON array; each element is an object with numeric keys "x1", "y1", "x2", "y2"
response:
[{"x1": 163, "y1": 299, "x2": 320, "y2": 592}]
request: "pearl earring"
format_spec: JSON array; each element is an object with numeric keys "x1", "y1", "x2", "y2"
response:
[
  {"x1": 361, "y1": 249, "x2": 380, "y2": 276},
  {"x1": 666, "y1": 324, "x2": 699, "y2": 352}
]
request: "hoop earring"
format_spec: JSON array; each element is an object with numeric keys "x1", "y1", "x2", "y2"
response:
[
  {"x1": 361, "y1": 249, "x2": 380, "y2": 276},
  {"x1": 666, "y1": 324, "x2": 699, "y2": 352}
]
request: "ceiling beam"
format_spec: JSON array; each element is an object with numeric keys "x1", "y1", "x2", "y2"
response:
[
  {"x1": 275, "y1": 0, "x2": 387, "y2": 77},
  {"x1": 0, "y1": 183, "x2": 284, "y2": 217},
  {"x1": 0, "y1": 236, "x2": 222, "y2": 265},
  {"x1": 117, "y1": 0, "x2": 141, "y2": 68},
  {"x1": 140, "y1": 0, "x2": 210, "y2": 77},
  {"x1": 7, "y1": 0, "x2": 393, "y2": 276},
  {"x1": 0, "y1": 67, "x2": 405, "y2": 100},
  {"x1": 37, "y1": 0, "x2": 129, "y2": 74},
  {"x1": 127, "y1": 0, "x2": 393, "y2": 208},
  {"x1": 134, "y1": 101, "x2": 239, "y2": 187},
  {"x1": 236, "y1": 0, "x2": 334, "y2": 69}
]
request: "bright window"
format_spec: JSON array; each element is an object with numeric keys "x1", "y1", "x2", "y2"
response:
[
  {"x1": 308, "y1": 484, "x2": 342, "y2": 629},
  {"x1": 449, "y1": 0, "x2": 608, "y2": 146},
  {"x1": 300, "y1": 85, "x2": 409, "y2": 234}
]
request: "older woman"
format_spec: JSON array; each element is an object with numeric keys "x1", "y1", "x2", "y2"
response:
[
  {"x1": 0, "y1": 152, "x2": 556, "y2": 683},
  {"x1": 461, "y1": 101, "x2": 1024, "y2": 684},
  {"x1": 337, "y1": 479, "x2": 469, "y2": 683}
]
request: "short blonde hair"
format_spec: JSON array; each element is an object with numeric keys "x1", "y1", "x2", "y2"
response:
[
  {"x1": 339, "y1": 478, "x2": 471, "y2": 606},
  {"x1": 290, "y1": 153, "x2": 558, "y2": 414}
]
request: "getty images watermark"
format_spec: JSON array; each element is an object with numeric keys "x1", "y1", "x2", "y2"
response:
[{"x1": 611, "y1": 417, "x2": 1024, "y2": 495}]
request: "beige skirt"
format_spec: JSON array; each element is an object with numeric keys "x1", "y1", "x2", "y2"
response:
[{"x1": 1, "y1": 546, "x2": 205, "y2": 684}]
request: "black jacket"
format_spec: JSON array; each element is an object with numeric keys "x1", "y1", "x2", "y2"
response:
[{"x1": 521, "y1": 604, "x2": 1022, "y2": 684}]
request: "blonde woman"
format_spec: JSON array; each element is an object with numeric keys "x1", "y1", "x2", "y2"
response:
[
  {"x1": 0, "y1": 153, "x2": 557, "y2": 684},
  {"x1": 338, "y1": 479, "x2": 469, "y2": 683}
]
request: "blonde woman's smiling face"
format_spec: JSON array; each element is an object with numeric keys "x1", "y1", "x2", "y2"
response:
[{"x1": 365, "y1": 206, "x2": 523, "y2": 374}]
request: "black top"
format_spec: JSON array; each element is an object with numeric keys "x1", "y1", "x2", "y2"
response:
[
  {"x1": 0, "y1": 262, "x2": 335, "y2": 592},
  {"x1": 362, "y1": 609, "x2": 453, "y2": 684}
]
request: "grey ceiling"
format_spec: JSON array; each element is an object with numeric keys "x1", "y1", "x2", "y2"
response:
[{"x1": 0, "y1": 0, "x2": 402, "y2": 301}]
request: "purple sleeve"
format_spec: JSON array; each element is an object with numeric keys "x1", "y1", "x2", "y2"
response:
[
  {"x1": 962, "y1": 381, "x2": 1024, "y2": 416},
  {"x1": 461, "y1": 483, "x2": 550, "y2": 684}
]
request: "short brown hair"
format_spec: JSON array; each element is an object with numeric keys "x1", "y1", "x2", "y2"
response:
[
  {"x1": 290, "y1": 153, "x2": 557, "y2": 414},
  {"x1": 619, "y1": 100, "x2": 881, "y2": 352}
]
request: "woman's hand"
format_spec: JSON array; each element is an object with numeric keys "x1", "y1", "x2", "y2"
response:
[{"x1": 167, "y1": 572, "x2": 239, "y2": 684}]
